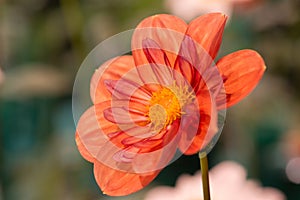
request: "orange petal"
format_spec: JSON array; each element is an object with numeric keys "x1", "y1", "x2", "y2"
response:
[
  {"x1": 106, "y1": 122, "x2": 180, "y2": 174},
  {"x1": 76, "y1": 105, "x2": 168, "y2": 196},
  {"x1": 140, "y1": 38, "x2": 175, "y2": 86},
  {"x1": 132, "y1": 14, "x2": 187, "y2": 67},
  {"x1": 131, "y1": 121, "x2": 181, "y2": 174},
  {"x1": 103, "y1": 105, "x2": 149, "y2": 124},
  {"x1": 93, "y1": 160, "x2": 159, "y2": 196},
  {"x1": 90, "y1": 55, "x2": 139, "y2": 104},
  {"x1": 76, "y1": 103, "x2": 118, "y2": 161},
  {"x1": 174, "y1": 35, "x2": 215, "y2": 89},
  {"x1": 75, "y1": 132, "x2": 95, "y2": 163},
  {"x1": 93, "y1": 100, "x2": 163, "y2": 153},
  {"x1": 104, "y1": 78, "x2": 151, "y2": 104},
  {"x1": 76, "y1": 104, "x2": 151, "y2": 172},
  {"x1": 186, "y1": 13, "x2": 227, "y2": 60},
  {"x1": 179, "y1": 88, "x2": 218, "y2": 155},
  {"x1": 76, "y1": 102, "x2": 138, "y2": 165},
  {"x1": 216, "y1": 49, "x2": 266, "y2": 108}
]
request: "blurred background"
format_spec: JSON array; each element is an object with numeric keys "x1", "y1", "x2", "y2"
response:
[{"x1": 1, "y1": 0, "x2": 300, "y2": 199}]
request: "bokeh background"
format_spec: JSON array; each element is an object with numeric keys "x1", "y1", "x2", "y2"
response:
[{"x1": 1, "y1": 0, "x2": 300, "y2": 199}]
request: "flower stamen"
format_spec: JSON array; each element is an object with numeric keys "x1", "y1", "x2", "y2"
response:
[{"x1": 147, "y1": 83, "x2": 195, "y2": 131}]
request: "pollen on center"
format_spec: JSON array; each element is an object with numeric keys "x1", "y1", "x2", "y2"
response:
[{"x1": 147, "y1": 83, "x2": 195, "y2": 131}]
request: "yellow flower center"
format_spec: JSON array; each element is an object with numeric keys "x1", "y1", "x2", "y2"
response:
[{"x1": 147, "y1": 83, "x2": 195, "y2": 131}]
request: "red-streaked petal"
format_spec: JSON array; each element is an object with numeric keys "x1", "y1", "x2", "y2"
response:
[
  {"x1": 93, "y1": 100, "x2": 175, "y2": 155},
  {"x1": 105, "y1": 119, "x2": 181, "y2": 174},
  {"x1": 77, "y1": 113, "x2": 158, "y2": 197},
  {"x1": 216, "y1": 49, "x2": 266, "y2": 109},
  {"x1": 93, "y1": 161, "x2": 159, "y2": 196},
  {"x1": 195, "y1": 65, "x2": 225, "y2": 107},
  {"x1": 174, "y1": 36, "x2": 198, "y2": 85},
  {"x1": 141, "y1": 38, "x2": 174, "y2": 86},
  {"x1": 76, "y1": 103, "x2": 118, "y2": 160},
  {"x1": 119, "y1": 125, "x2": 158, "y2": 143},
  {"x1": 75, "y1": 132, "x2": 95, "y2": 163},
  {"x1": 174, "y1": 35, "x2": 215, "y2": 89},
  {"x1": 76, "y1": 103, "x2": 153, "y2": 171},
  {"x1": 132, "y1": 14, "x2": 187, "y2": 67},
  {"x1": 103, "y1": 106, "x2": 148, "y2": 124},
  {"x1": 92, "y1": 101, "x2": 151, "y2": 151},
  {"x1": 104, "y1": 79, "x2": 151, "y2": 104},
  {"x1": 106, "y1": 99, "x2": 149, "y2": 116},
  {"x1": 90, "y1": 55, "x2": 140, "y2": 104},
  {"x1": 132, "y1": 120, "x2": 181, "y2": 173},
  {"x1": 186, "y1": 13, "x2": 227, "y2": 60},
  {"x1": 76, "y1": 105, "x2": 177, "y2": 195},
  {"x1": 133, "y1": 120, "x2": 180, "y2": 153},
  {"x1": 178, "y1": 89, "x2": 218, "y2": 155},
  {"x1": 178, "y1": 103, "x2": 201, "y2": 154},
  {"x1": 76, "y1": 102, "x2": 138, "y2": 165},
  {"x1": 77, "y1": 106, "x2": 160, "y2": 196}
]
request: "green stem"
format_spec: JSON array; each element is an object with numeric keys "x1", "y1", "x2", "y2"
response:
[{"x1": 199, "y1": 152, "x2": 211, "y2": 200}]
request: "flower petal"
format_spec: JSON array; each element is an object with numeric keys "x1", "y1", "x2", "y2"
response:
[
  {"x1": 77, "y1": 107, "x2": 162, "y2": 196},
  {"x1": 92, "y1": 100, "x2": 179, "y2": 173},
  {"x1": 132, "y1": 14, "x2": 187, "y2": 67},
  {"x1": 186, "y1": 13, "x2": 227, "y2": 60},
  {"x1": 104, "y1": 78, "x2": 151, "y2": 104},
  {"x1": 216, "y1": 49, "x2": 266, "y2": 108},
  {"x1": 75, "y1": 132, "x2": 95, "y2": 163},
  {"x1": 77, "y1": 103, "x2": 155, "y2": 171},
  {"x1": 103, "y1": 105, "x2": 149, "y2": 124},
  {"x1": 76, "y1": 102, "x2": 137, "y2": 166},
  {"x1": 174, "y1": 35, "x2": 215, "y2": 90},
  {"x1": 141, "y1": 38, "x2": 175, "y2": 86},
  {"x1": 90, "y1": 55, "x2": 140, "y2": 104},
  {"x1": 179, "y1": 90, "x2": 218, "y2": 155},
  {"x1": 92, "y1": 100, "x2": 156, "y2": 151},
  {"x1": 93, "y1": 160, "x2": 159, "y2": 196},
  {"x1": 76, "y1": 102, "x2": 118, "y2": 160},
  {"x1": 174, "y1": 36, "x2": 200, "y2": 85},
  {"x1": 177, "y1": 56, "x2": 223, "y2": 154},
  {"x1": 132, "y1": 120, "x2": 181, "y2": 173}
]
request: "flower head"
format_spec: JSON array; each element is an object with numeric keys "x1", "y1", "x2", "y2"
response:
[
  {"x1": 145, "y1": 161, "x2": 286, "y2": 200},
  {"x1": 75, "y1": 13, "x2": 266, "y2": 196}
]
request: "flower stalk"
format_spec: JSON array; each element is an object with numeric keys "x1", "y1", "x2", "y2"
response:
[{"x1": 199, "y1": 152, "x2": 211, "y2": 200}]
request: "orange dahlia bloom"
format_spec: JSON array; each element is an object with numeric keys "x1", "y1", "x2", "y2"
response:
[{"x1": 75, "y1": 13, "x2": 265, "y2": 196}]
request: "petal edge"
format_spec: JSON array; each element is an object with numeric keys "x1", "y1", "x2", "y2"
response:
[
  {"x1": 216, "y1": 49, "x2": 266, "y2": 108},
  {"x1": 186, "y1": 13, "x2": 227, "y2": 60},
  {"x1": 94, "y1": 161, "x2": 159, "y2": 196}
]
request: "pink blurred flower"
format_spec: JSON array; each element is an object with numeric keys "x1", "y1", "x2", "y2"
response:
[
  {"x1": 165, "y1": 0, "x2": 251, "y2": 21},
  {"x1": 145, "y1": 161, "x2": 286, "y2": 200},
  {"x1": 282, "y1": 129, "x2": 300, "y2": 159},
  {"x1": 282, "y1": 129, "x2": 300, "y2": 184}
]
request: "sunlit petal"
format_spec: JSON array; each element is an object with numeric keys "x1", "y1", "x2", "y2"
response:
[
  {"x1": 90, "y1": 56, "x2": 139, "y2": 104},
  {"x1": 103, "y1": 106, "x2": 149, "y2": 124},
  {"x1": 179, "y1": 89, "x2": 218, "y2": 155},
  {"x1": 75, "y1": 132, "x2": 95, "y2": 163},
  {"x1": 174, "y1": 35, "x2": 215, "y2": 89},
  {"x1": 76, "y1": 104, "x2": 113, "y2": 160},
  {"x1": 216, "y1": 49, "x2": 266, "y2": 109},
  {"x1": 186, "y1": 13, "x2": 227, "y2": 60},
  {"x1": 141, "y1": 38, "x2": 174, "y2": 86},
  {"x1": 94, "y1": 161, "x2": 159, "y2": 196},
  {"x1": 104, "y1": 78, "x2": 151, "y2": 104},
  {"x1": 132, "y1": 14, "x2": 187, "y2": 67}
]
